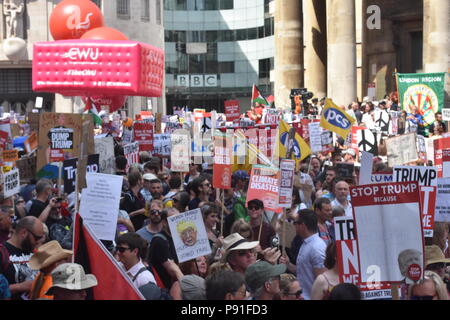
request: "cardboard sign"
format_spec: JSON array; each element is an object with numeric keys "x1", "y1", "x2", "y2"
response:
[
  {"x1": 123, "y1": 142, "x2": 139, "y2": 167},
  {"x1": 94, "y1": 136, "x2": 116, "y2": 174},
  {"x1": 334, "y1": 216, "x2": 392, "y2": 300},
  {"x1": 3, "y1": 168, "x2": 20, "y2": 198},
  {"x1": 153, "y1": 134, "x2": 171, "y2": 156},
  {"x1": 79, "y1": 173, "x2": 123, "y2": 241},
  {"x1": 168, "y1": 208, "x2": 211, "y2": 263},
  {"x1": 63, "y1": 158, "x2": 78, "y2": 195},
  {"x1": 434, "y1": 137, "x2": 450, "y2": 177},
  {"x1": 351, "y1": 182, "x2": 424, "y2": 285},
  {"x1": 246, "y1": 165, "x2": 281, "y2": 213},
  {"x1": 134, "y1": 122, "x2": 154, "y2": 152},
  {"x1": 27, "y1": 113, "x2": 40, "y2": 133},
  {"x1": 435, "y1": 178, "x2": 450, "y2": 222},
  {"x1": 24, "y1": 132, "x2": 38, "y2": 154},
  {"x1": 279, "y1": 160, "x2": 295, "y2": 208},
  {"x1": 386, "y1": 133, "x2": 418, "y2": 167},
  {"x1": 16, "y1": 156, "x2": 37, "y2": 182},
  {"x1": 224, "y1": 100, "x2": 241, "y2": 122},
  {"x1": 2, "y1": 149, "x2": 19, "y2": 162},
  {"x1": 171, "y1": 130, "x2": 191, "y2": 172}
]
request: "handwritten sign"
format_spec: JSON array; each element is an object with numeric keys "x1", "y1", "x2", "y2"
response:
[
  {"x1": 4, "y1": 168, "x2": 20, "y2": 198},
  {"x1": 2, "y1": 149, "x2": 19, "y2": 162}
]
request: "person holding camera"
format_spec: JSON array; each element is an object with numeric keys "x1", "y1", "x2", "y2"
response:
[{"x1": 27, "y1": 179, "x2": 60, "y2": 224}]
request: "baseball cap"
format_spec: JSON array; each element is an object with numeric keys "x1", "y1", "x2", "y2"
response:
[
  {"x1": 180, "y1": 275, "x2": 206, "y2": 300},
  {"x1": 245, "y1": 261, "x2": 286, "y2": 292},
  {"x1": 45, "y1": 263, "x2": 97, "y2": 295}
]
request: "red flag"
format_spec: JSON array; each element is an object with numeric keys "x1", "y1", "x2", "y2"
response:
[{"x1": 73, "y1": 213, "x2": 144, "y2": 300}]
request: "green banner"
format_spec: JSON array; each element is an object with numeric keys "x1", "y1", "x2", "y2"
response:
[{"x1": 397, "y1": 72, "x2": 446, "y2": 127}]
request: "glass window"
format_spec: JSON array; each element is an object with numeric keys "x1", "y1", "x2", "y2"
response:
[
  {"x1": 187, "y1": 31, "x2": 205, "y2": 42},
  {"x1": 178, "y1": 53, "x2": 188, "y2": 73},
  {"x1": 206, "y1": 31, "x2": 218, "y2": 42},
  {"x1": 176, "y1": 0, "x2": 187, "y2": 10},
  {"x1": 117, "y1": 0, "x2": 130, "y2": 17},
  {"x1": 187, "y1": 0, "x2": 204, "y2": 10},
  {"x1": 141, "y1": 0, "x2": 150, "y2": 21},
  {"x1": 258, "y1": 26, "x2": 265, "y2": 38},
  {"x1": 218, "y1": 30, "x2": 235, "y2": 42},
  {"x1": 247, "y1": 27, "x2": 257, "y2": 40},
  {"x1": 236, "y1": 29, "x2": 247, "y2": 41},
  {"x1": 219, "y1": 0, "x2": 233, "y2": 10},
  {"x1": 219, "y1": 62, "x2": 234, "y2": 73},
  {"x1": 189, "y1": 55, "x2": 204, "y2": 73},
  {"x1": 264, "y1": 17, "x2": 274, "y2": 36},
  {"x1": 205, "y1": 60, "x2": 218, "y2": 73},
  {"x1": 204, "y1": 1, "x2": 218, "y2": 10},
  {"x1": 259, "y1": 58, "x2": 270, "y2": 79}
]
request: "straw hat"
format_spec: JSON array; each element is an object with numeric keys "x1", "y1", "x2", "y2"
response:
[
  {"x1": 220, "y1": 233, "x2": 259, "y2": 263},
  {"x1": 425, "y1": 245, "x2": 450, "y2": 267},
  {"x1": 29, "y1": 240, "x2": 73, "y2": 270}
]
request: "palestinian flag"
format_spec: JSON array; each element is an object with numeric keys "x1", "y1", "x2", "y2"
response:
[
  {"x1": 73, "y1": 213, "x2": 144, "y2": 300},
  {"x1": 84, "y1": 98, "x2": 103, "y2": 126},
  {"x1": 251, "y1": 85, "x2": 270, "y2": 107}
]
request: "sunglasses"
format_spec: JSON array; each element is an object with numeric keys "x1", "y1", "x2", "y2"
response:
[
  {"x1": 248, "y1": 206, "x2": 260, "y2": 211},
  {"x1": 237, "y1": 249, "x2": 256, "y2": 256},
  {"x1": 410, "y1": 295, "x2": 434, "y2": 300},
  {"x1": 287, "y1": 290, "x2": 303, "y2": 298},
  {"x1": 115, "y1": 246, "x2": 132, "y2": 253},
  {"x1": 428, "y1": 262, "x2": 446, "y2": 269},
  {"x1": 26, "y1": 228, "x2": 44, "y2": 241},
  {"x1": 150, "y1": 209, "x2": 162, "y2": 215}
]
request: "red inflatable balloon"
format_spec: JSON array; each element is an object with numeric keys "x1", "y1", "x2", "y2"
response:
[
  {"x1": 49, "y1": 0, "x2": 104, "y2": 40},
  {"x1": 84, "y1": 96, "x2": 127, "y2": 113},
  {"x1": 80, "y1": 27, "x2": 128, "y2": 40}
]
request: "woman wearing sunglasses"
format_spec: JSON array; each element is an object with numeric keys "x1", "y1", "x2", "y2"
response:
[
  {"x1": 408, "y1": 271, "x2": 449, "y2": 300},
  {"x1": 279, "y1": 273, "x2": 303, "y2": 300}
]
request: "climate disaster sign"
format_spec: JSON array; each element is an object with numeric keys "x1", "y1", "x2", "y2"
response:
[{"x1": 246, "y1": 165, "x2": 281, "y2": 213}]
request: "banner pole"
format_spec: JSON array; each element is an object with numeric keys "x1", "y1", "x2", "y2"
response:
[
  {"x1": 57, "y1": 161, "x2": 63, "y2": 197},
  {"x1": 220, "y1": 189, "x2": 224, "y2": 236},
  {"x1": 258, "y1": 213, "x2": 263, "y2": 243},
  {"x1": 282, "y1": 208, "x2": 286, "y2": 257}
]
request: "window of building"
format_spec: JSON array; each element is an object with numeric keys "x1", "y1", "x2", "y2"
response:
[
  {"x1": 247, "y1": 27, "x2": 257, "y2": 40},
  {"x1": 204, "y1": 1, "x2": 218, "y2": 10},
  {"x1": 141, "y1": 0, "x2": 150, "y2": 21},
  {"x1": 236, "y1": 29, "x2": 247, "y2": 41},
  {"x1": 206, "y1": 31, "x2": 218, "y2": 42},
  {"x1": 187, "y1": 30, "x2": 206, "y2": 42},
  {"x1": 187, "y1": 0, "x2": 204, "y2": 10},
  {"x1": 91, "y1": 0, "x2": 102, "y2": 9},
  {"x1": 189, "y1": 55, "x2": 204, "y2": 73},
  {"x1": 0, "y1": 69, "x2": 32, "y2": 94},
  {"x1": 259, "y1": 58, "x2": 270, "y2": 79},
  {"x1": 219, "y1": 62, "x2": 234, "y2": 73},
  {"x1": 219, "y1": 0, "x2": 233, "y2": 10},
  {"x1": 218, "y1": 30, "x2": 235, "y2": 42},
  {"x1": 264, "y1": 17, "x2": 274, "y2": 36},
  {"x1": 117, "y1": 0, "x2": 130, "y2": 18}
]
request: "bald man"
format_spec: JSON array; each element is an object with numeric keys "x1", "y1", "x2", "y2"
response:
[
  {"x1": 0, "y1": 216, "x2": 44, "y2": 299},
  {"x1": 330, "y1": 181, "x2": 353, "y2": 217}
]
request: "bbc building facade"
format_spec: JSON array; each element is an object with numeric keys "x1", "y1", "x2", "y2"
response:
[{"x1": 164, "y1": 0, "x2": 275, "y2": 113}]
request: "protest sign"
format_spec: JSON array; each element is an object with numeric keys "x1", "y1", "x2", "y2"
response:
[
  {"x1": 0, "y1": 131, "x2": 8, "y2": 149},
  {"x1": 416, "y1": 135, "x2": 427, "y2": 163},
  {"x1": 133, "y1": 122, "x2": 154, "y2": 152},
  {"x1": 224, "y1": 100, "x2": 240, "y2": 122},
  {"x1": 442, "y1": 109, "x2": 450, "y2": 121},
  {"x1": 359, "y1": 151, "x2": 374, "y2": 185},
  {"x1": 213, "y1": 131, "x2": 232, "y2": 189},
  {"x1": 443, "y1": 149, "x2": 450, "y2": 178},
  {"x1": 435, "y1": 178, "x2": 450, "y2": 223},
  {"x1": 171, "y1": 129, "x2": 190, "y2": 172},
  {"x1": 434, "y1": 137, "x2": 450, "y2": 177},
  {"x1": 94, "y1": 136, "x2": 116, "y2": 174},
  {"x1": 168, "y1": 208, "x2": 211, "y2": 263},
  {"x1": 308, "y1": 121, "x2": 322, "y2": 153},
  {"x1": 370, "y1": 173, "x2": 393, "y2": 184},
  {"x1": 122, "y1": 128, "x2": 133, "y2": 144},
  {"x1": 24, "y1": 132, "x2": 38, "y2": 154},
  {"x1": 264, "y1": 108, "x2": 279, "y2": 125},
  {"x1": 357, "y1": 129, "x2": 378, "y2": 156},
  {"x1": 123, "y1": 142, "x2": 139, "y2": 167},
  {"x1": 279, "y1": 160, "x2": 295, "y2": 208},
  {"x1": 16, "y1": 156, "x2": 36, "y2": 182},
  {"x1": 393, "y1": 166, "x2": 438, "y2": 237},
  {"x1": 397, "y1": 73, "x2": 445, "y2": 126},
  {"x1": 334, "y1": 216, "x2": 392, "y2": 300},
  {"x1": 246, "y1": 165, "x2": 281, "y2": 213},
  {"x1": 79, "y1": 173, "x2": 123, "y2": 241},
  {"x1": 386, "y1": 133, "x2": 418, "y2": 167},
  {"x1": 3, "y1": 168, "x2": 20, "y2": 198},
  {"x1": 320, "y1": 130, "x2": 334, "y2": 153},
  {"x1": 27, "y1": 112, "x2": 40, "y2": 133},
  {"x1": 37, "y1": 113, "x2": 89, "y2": 173},
  {"x1": 2, "y1": 149, "x2": 18, "y2": 162},
  {"x1": 336, "y1": 162, "x2": 354, "y2": 179},
  {"x1": 63, "y1": 158, "x2": 78, "y2": 195},
  {"x1": 87, "y1": 154, "x2": 100, "y2": 173},
  {"x1": 351, "y1": 182, "x2": 424, "y2": 285},
  {"x1": 374, "y1": 110, "x2": 390, "y2": 133},
  {"x1": 153, "y1": 134, "x2": 171, "y2": 156}
]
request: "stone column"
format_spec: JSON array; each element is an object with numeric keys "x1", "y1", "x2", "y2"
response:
[
  {"x1": 423, "y1": 0, "x2": 450, "y2": 107},
  {"x1": 304, "y1": 0, "x2": 327, "y2": 100},
  {"x1": 327, "y1": 0, "x2": 356, "y2": 107},
  {"x1": 274, "y1": 0, "x2": 303, "y2": 110}
]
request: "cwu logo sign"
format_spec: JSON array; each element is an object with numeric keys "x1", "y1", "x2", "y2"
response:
[
  {"x1": 280, "y1": 132, "x2": 301, "y2": 158},
  {"x1": 324, "y1": 108, "x2": 352, "y2": 129}
]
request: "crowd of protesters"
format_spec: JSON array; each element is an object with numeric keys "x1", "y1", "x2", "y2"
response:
[{"x1": 0, "y1": 92, "x2": 449, "y2": 301}]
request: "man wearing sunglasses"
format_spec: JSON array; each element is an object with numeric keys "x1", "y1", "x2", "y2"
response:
[
  {"x1": 136, "y1": 200, "x2": 164, "y2": 245},
  {"x1": 0, "y1": 216, "x2": 44, "y2": 299}
]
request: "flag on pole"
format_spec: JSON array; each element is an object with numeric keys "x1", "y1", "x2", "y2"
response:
[
  {"x1": 84, "y1": 98, "x2": 103, "y2": 126},
  {"x1": 251, "y1": 85, "x2": 270, "y2": 107},
  {"x1": 320, "y1": 98, "x2": 355, "y2": 139},
  {"x1": 275, "y1": 120, "x2": 311, "y2": 166},
  {"x1": 73, "y1": 213, "x2": 145, "y2": 300}
]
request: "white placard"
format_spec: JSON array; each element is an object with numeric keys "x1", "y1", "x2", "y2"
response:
[
  {"x1": 308, "y1": 122, "x2": 322, "y2": 153},
  {"x1": 171, "y1": 130, "x2": 191, "y2": 172},
  {"x1": 359, "y1": 151, "x2": 374, "y2": 185},
  {"x1": 94, "y1": 136, "x2": 116, "y2": 174},
  {"x1": 393, "y1": 166, "x2": 438, "y2": 186},
  {"x1": 442, "y1": 109, "x2": 450, "y2": 121},
  {"x1": 435, "y1": 178, "x2": 450, "y2": 222},
  {"x1": 168, "y1": 208, "x2": 211, "y2": 263},
  {"x1": 79, "y1": 173, "x2": 123, "y2": 241},
  {"x1": 35, "y1": 97, "x2": 43, "y2": 109},
  {"x1": 3, "y1": 168, "x2": 20, "y2": 198},
  {"x1": 279, "y1": 159, "x2": 295, "y2": 208}
]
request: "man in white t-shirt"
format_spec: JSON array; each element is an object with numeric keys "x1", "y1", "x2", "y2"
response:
[
  {"x1": 115, "y1": 232, "x2": 156, "y2": 288},
  {"x1": 331, "y1": 180, "x2": 353, "y2": 217}
]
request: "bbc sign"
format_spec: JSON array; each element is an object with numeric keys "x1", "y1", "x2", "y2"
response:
[{"x1": 177, "y1": 75, "x2": 218, "y2": 87}]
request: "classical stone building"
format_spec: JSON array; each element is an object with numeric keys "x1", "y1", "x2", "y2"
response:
[
  {"x1": 0, "y1": 0, "x2": 165, "y2": 117},
  {"x1": 275, "y1": 0, "x2": 449, "y2": 109}
]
